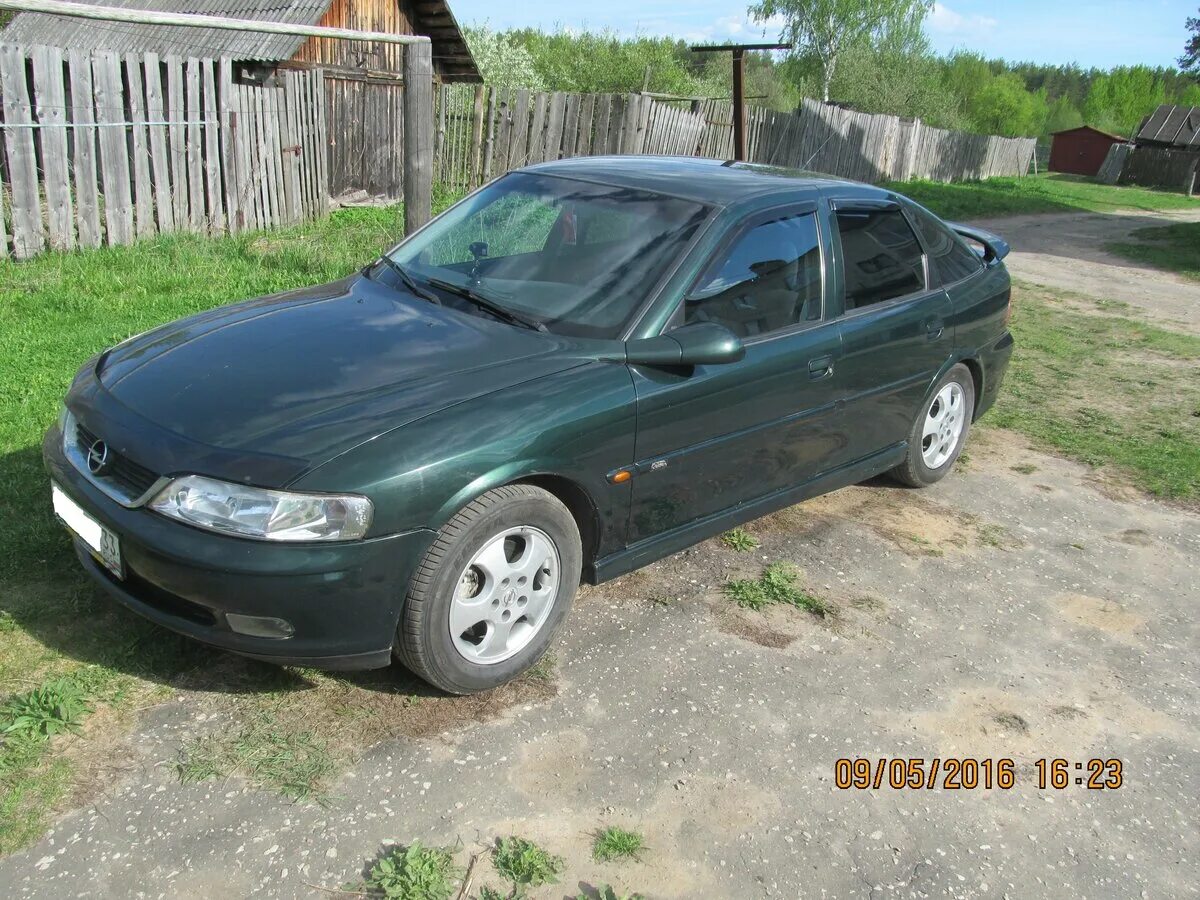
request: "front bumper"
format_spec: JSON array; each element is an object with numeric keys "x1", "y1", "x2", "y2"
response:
[{"x1": 44, "y1": 424, "x2": 435, "y2": 670}]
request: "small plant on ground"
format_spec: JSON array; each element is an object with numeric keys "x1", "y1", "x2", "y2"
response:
[
  {"x1": 492, "y1": 836, "x2": 564, "y2": 891},
  {"x1": 591, "y1": 826, "x2": 645, "y2": 862},
  {"x1": 365, "y1": 842, "x2": 462, "y2": 900},
  {"x1": 720, "y1": 528, "x2": 758, "y2": 552},
  {"x1": 1011, "y1": 463, "x2": 1038, "y2": 475},
  {"x1": 176, "y1": 717, "x2": 335, "y2": 802},
  {"x1": 1, "y1": 678, "x2": 90, "y2": 739},
  {"x1": 723, "y1": 563, "x2": 830, "y2": 616},
  {"x1": 577, "y1": 888, "x2": 646, "y2": 900},
  {"x1": 474, "y1": 887, "x2": 505, "y2": 900}
]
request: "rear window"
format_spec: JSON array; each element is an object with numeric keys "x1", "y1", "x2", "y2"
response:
[{"x1": 907, "y1": 203, "x2": 985, "y2": 286}]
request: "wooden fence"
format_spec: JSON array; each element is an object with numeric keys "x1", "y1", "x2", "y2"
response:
[
  {"x1": 436, "y1": 86, "x2": 1037, "y2": 194},
  {"x1": 0, "y1": 42, "x2": 328, "y2": 260}
]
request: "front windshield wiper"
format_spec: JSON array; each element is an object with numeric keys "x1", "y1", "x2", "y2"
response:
[
  {"x1": 427, "y1": 277, "x2": 548, "y2": 333},
  {"x1": 367, "y1": 256, "x2": 441, "y2": 306}
]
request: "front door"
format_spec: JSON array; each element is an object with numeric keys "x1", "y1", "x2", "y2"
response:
[
  {"x1": 828, "y1": 199, "x2": 954, "y2": 458},
  {"x1": 627, "y1": 207, "x2": 846, "y2": 544}
]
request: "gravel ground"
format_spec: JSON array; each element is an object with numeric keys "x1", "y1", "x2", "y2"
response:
[{"x1": 2, "y1": 426, "x2": 1196, "y2": 899}]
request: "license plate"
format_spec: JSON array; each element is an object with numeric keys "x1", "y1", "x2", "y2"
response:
[{"x1": 52, "y1": 483, "x2": 123, "y2": 579}]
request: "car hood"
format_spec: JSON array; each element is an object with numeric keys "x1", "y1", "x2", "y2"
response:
[{"x1": 78, "y1": 275, "x2": 595, "y2": 485}]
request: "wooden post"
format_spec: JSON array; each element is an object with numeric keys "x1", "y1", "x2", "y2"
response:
[
  {"x1": 732, "y1": 48, "x2": 746, "y2": 162},
  {"x1": 403, "y1": 41, "x2": 433, "y2": 235}
]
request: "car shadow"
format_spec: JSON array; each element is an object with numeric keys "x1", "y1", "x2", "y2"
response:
[{"x1": 0, "y1": 443, "x2": 446, "y2": 700}]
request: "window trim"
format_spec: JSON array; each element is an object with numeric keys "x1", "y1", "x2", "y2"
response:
[
  {"x1": 828, "y1": 198, "x2": 933, "y2": 319},
  {"x1": 663, "y1": 201, "x2": 828, "y2": 345}
]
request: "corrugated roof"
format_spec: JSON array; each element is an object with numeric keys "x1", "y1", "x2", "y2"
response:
[
  {"x1": 1049, "y1": 125, "x2": 1125, "y2": 141},
  {"x1": 0, "y1": 0, "x2": 480, "y2": 80},
  {"x1": 1136, "y1": 104, "x2": 1200, "y2": 150},
  {"x1": 1, "y1": 0, "x2": 329, "y2": 62}
]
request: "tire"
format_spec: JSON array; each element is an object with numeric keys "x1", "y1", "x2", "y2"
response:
[
  {"x1": 395, "y1": 484, "x2": 582, "y2": 694},
  {"x1": 889, "y1": 363, "x2": 976, "y2": 488}
]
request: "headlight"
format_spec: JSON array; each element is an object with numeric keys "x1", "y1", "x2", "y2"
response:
[{"x1": 149, "y1": 475, "x2": 373, "y2": 542}]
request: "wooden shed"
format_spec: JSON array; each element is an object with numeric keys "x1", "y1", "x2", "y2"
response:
[
  {"x1": 2, "y1": 0, "x2": 480, "y2": 198},
  {"x1": 1048, "y1": 125, "x2": 1125, "y2": 177}
]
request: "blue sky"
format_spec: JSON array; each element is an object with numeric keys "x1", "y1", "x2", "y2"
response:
[{"x1": 450, "y1": 1, "x2": 1195, "y2": 69}]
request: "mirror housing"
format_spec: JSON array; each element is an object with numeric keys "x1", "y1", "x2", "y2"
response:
[{"x1": 624, "y1": 322, "x2": 745, "y2": 367}]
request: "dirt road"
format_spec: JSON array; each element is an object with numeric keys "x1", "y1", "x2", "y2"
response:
[
  {"x1": 1, "y1": 211, "x2": 1197, "y2": 899},
  {"x1": 970, "y1": 207, "x2": 1200, "y2": 334}
]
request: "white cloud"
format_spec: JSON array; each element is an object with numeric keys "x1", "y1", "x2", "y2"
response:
[
  {"x1": 634, "y1": 12, "x2": 783, "y2": 44},
  {"x1": 928, "y1": 2, "x2": 997, "y2": 37}
]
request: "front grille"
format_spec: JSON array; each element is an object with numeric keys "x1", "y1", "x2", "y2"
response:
[{"x1": 70, "y1": 419, "x2": 162, "y2": 503}]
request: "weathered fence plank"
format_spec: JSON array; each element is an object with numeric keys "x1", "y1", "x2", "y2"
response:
[
  {"x1": 31, "y1": 45, "x2": 74, "y2": 250},
  {"x1": 93, "y1": 51, "x2": 134, "y2": 246},
  {"x1": 202, "y1": 58, "x2": 226, "y2": 232},
  {"x1": 165, "y1": 57, "x2": 189, "y2": 229},
  {"x1": 185, "y1": 58, "x2": 205, "y2": 230},
  {"x1": 123, "y1": 54, "x2": 155, "y2": 239},
  {"x1": 0, "y1": 43, "x2": 45, "y2": 257},
  {"x1": 143, "y1": 52, "x2": 175, "y2": 234},
  {"x1": 66, "y1": 49, "x2": 102, "y2": 249}
]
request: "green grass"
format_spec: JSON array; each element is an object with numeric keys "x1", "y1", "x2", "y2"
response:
[
  {"x1": 0, "y1": 200, "x2": 456, "y2": 853},
  {"x1": 723, "y1": 563, "x2": 830, "y2": 616},
  {"x1": 719, "y1": 527, "x2": 758, "y2": 552},
  {"x1": 994, "y1": 283, "x2": 1200, "y2": 503},
  {"x1": 365, "y1": 842, "x2": 462, "y2": 900},
  {"x1": 492, "y1": 836, "x2": 564, "y2": 890},
  {"x1": 591, "y1": 826, "x2": 645, "y2": 863},
  {"x1": 886, "y1": 173, "x2": 1200, "y2": 220},
  {"x1": 176, "y1": 715, "x2": 336, "y2": 802},
  {"x1": 1106, "y1": 223, "x2": 1200, "y2": 281}
]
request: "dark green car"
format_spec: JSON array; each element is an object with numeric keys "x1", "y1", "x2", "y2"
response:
[{"x1": 44, "y1": 157, "x2": 1013, "y2": 693}]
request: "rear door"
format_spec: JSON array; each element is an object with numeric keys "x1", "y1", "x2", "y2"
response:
[
  {"x1": 627, "y1": 205, "x2": 846, "y2": 543},
  {"x1": 829, "y1": 199, "x2": 953, "y2": 459}
]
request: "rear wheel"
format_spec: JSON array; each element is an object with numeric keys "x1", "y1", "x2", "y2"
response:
[
  {"x1": 890, "y1": 364, "x2": 975, "y2": 488},
  {"x1": 395, "y1": 485, "x2": 581, "y2": 694}
]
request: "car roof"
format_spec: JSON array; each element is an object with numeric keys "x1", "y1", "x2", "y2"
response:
[{"x1": 521, "y1": 155, "x2": 888, "y2": 208}]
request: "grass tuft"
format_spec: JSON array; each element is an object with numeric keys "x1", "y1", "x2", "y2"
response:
[
  {"x1": 365, "y1": 841, "x2": 461, "y2": 900},
  {"x1": 720, "y1": 528, "x2": 759, "y2": 552},
  {"x1": 176, "y1": 716, "x2": 335, "y2": 802},
  {"x1": 492, "y1": 835, "x2": 565, "y2": 889},
  {"x1": 723, "y1": 563, "x2": 830, "y2": 616},
  {"x1": 577, "y1": 888, "x2": 646, "y2": 900},
  {"x1": 1, "y1": 678, "x2": 90, "y2": 739},
  {"x1": 591, "y1": 826, "x2": 646, "y2": 863}
]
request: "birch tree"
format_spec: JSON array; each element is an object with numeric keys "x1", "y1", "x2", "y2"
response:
[{"x1": 750, "y1": 0, "x2": 933, "y2": 102}]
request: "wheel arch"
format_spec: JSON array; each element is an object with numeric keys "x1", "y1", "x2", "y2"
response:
[{"x1": 959, "y1": 356, "x2": 985, "y2": 420}]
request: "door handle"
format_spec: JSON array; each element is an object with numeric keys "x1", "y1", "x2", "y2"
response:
[
  {"x1": 808, "y1": 355, "x2": 834, "y2": 380},
  {"x1": 925, "y1": 317, "x2": 945, "y2": 340}
]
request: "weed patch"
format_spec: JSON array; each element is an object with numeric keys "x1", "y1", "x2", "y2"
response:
[
  {"x1": 591, "y1": 826, "x2": 645, "y2": 863},
  {"x1": 1106, "y1": 222, "x2": 1200, "y2": 281},
  {"x1": 720, "y1": 528, "x2": 759, "y2": 552},
  {"x1": 723, "y1": 564, "x2": 830, "y2": 616},
  {"x1": 492, "y1": 835, "x2": 564, "y2": 891},
  {"x1": 363, "y1": 842, "x2": 462, "y2": 900}
]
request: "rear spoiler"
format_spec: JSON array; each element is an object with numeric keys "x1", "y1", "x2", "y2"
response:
[{"x1": 948, "y1": 222, "x2": 1010, "y2": 263}]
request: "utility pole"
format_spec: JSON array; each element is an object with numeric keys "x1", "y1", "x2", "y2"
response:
[{"x1": 690, "y1": 42, "x2": 791, "y2": 162}]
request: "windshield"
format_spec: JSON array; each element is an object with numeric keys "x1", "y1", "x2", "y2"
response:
[{"x1": 389, "y1": 172, "x2": 711, "y2": 338}]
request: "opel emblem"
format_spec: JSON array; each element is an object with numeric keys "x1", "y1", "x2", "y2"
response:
[{"x1": 86, "y1": 439, "x2": 111, "y2": 475}]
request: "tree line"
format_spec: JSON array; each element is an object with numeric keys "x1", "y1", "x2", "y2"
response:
[{"x1": 466, "y1": 10, "x2": 1200, "y2": 142}]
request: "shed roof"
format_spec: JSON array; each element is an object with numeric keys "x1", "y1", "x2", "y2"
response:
[
  {"x1": 1049, "y1": 125, "x2": 1125, "y2": 141},
  {"x1": 1135, "y1": 104, "x2": 1200, "y2": 150},
  {"x1": 0, "y1": 0, "x2": 479, "y2": 80}
]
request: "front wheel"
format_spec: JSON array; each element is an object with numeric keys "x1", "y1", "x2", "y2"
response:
[
  {"x1": 890, "y1": 364, "x2": 975, "y2": 488},
  {"x1": 395, "y1": 485, "x2": 581, "y2": 694}
]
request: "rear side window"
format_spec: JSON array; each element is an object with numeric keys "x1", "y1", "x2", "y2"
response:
[
  {"x1": 907, "y1": 203, "x2": 985, "y2": 286},
  {"x1": 684, "y1": 213, "x2": 822, "y2": 339},
  {"x1": 835, "y1": 207, "x2": 925, "y2": 310}
]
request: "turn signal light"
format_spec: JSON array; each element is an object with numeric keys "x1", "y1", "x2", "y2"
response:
[{"x1": 610, "y1": 470, "x2": 632, "y2": 484}]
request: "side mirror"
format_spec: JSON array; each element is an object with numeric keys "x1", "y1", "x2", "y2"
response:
[{"x1": 624, "y1": 322, "x2": 745, "y2": 367}]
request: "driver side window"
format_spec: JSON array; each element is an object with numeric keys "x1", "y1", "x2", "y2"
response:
[{"x1": 684, "y1": 213, "x2": 822, "y2": 339}]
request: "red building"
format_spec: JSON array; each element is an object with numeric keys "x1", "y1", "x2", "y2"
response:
[{"x1": 1049, "y1": 126, "x2": 1126, "y2": 177}]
